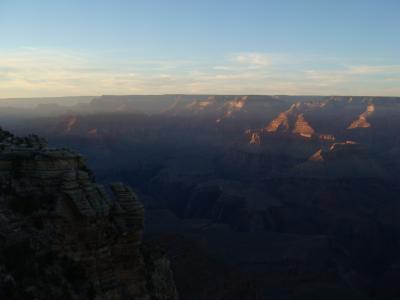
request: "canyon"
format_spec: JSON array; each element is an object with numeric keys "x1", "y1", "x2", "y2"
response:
[{"x1": 2, "y1": 95, "x2": 400, "y2": 299}]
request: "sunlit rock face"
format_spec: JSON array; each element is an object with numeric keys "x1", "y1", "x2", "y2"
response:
[
  {"x1": 249, "y1": 132, "x2": 261, "y2": 145},
  {"x1": 307, "y1": 140, "x2": 364, "y2": 165},
  {"x1": 348, "y1": 103, "x2": 375, "y2": 129},
  {"x1": 308, "y1": 140, "x2": 361, "y2": 162},
  {"x1": 329, "y1": 141, "x2": 358, "y2": 152},
  {"x1": 263, "y1": 103, "x2": 316, "y2": 138},
  {"x1": 248, "y1": 102, "x2": 317, "y2": 143},
  {"x1": 309, "y1": 149, "x2": 324, "y2": 162},
  {"x1": 292, "y1": 114, "x2": 315, "y2": 138},
  {"x1": 180, "y1": 95, "x2": 249, "y2": 117},
  {"x1": 224, "y1": 96, "x2": 248, "y2": 117},
  {"x1": 264, "y1": 103, "x2": 299, "y2": 133},
  {"x1": 318, "y1": 134, "x2": 336, "y2": 142},
  {"x1": 264, "y1": 111, "x2": 290, "y2": 133},
  {"x1": 0, "y1": 127, "x2": 178, "y2": 300}
]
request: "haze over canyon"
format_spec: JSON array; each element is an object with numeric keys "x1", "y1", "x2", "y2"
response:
[
  {"x1": 2, "y1": 0, "x2": 400, "y2": 299},
  {"x1": 2, "y1": 94, "x2": 400, "y2": 299}
]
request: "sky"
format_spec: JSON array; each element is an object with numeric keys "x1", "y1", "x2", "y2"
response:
[{"x1": 1, "y1": 0, "x2": 400, "y2": 97}]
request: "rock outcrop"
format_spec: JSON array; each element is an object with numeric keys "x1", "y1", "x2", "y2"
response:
[
  {"x1": 318, "y1": 134, "x2": 336, "y2": 142},
  {"x1": 0, "y1": 127, "x2": 178, "y2": 300},
  {"x1": 308, "y1": 149, "x2": 324, "y2": 162},
  {"x1": 348, "y1": 103, "x2": 375, "y2": 129},
  {"x1": 223, "y1": 96, "x2": 248, "y2": 117},
  {"x1": 249, "y1": 132, "x2": 261, "y2": 145},
  {"x1": 263, "y1": 103, "x2": 316, "y2": 138},
  {"x1": 308, "y1": 141, "x2": 364, "y2": 163},
  {"x1": 247, "y1": 102, "x2": 317, "y2": 144},
  {"x1": 292, "y1": 114, "x2": 315, "y2": 138},
  {"x1": 264, "y1": 104, "x2": 294, "y2": 133}
]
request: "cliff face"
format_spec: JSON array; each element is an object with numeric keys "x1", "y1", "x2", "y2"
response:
[
  {"x1": 0, "y1": 128, "x2": 178, "y2": 300},
  {"x1": 292, "y1": 114, "x2": 315, "y2": 138},
  {"x1": 264, "y1": 104, "x2": 293, "y2": 133},
  {"x1": 249, "y1": 132, "x2": 261, "y2": 145},
  {"x1": 264, "y1": 112, "x2": 290, "y2": 132},
  {"x1": 262, "y1": 103, "x2": 316, "y2": 138},
  {"x1": 348, "y1": 103, "x2": 375, "y2": 129},
  {"x1": 308, "y1": 141, "x2": 364, "y2": 163}
]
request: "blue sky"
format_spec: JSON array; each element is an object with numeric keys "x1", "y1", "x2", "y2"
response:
[{"x1": 1, "y1": 0, "x2": 400, "y2": 97}]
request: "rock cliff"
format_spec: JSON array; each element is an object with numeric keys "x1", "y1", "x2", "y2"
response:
[
  {"x1": 264, "y1": 104, "x2": 294, "y2": 133},
  {"x1": 262, "y1": 103, "x2": 316, "y2": 138},
  {"x1": 249, "y1": 132, "x2": 261, "y2": 145},
  {"x1": 0, "y1": 127, "x2": 178, "y2": 300},
  {"x1": 347, "y1": 103, "x2": 375, "y2": 129},
  {"x1": 308, "y1": 141, "x2": 364, "y2": 162},
  {"x1": 246, "y1": 101, "x2": 348, "y2": 144},
  {"x1": 308, "y1": 149, "x2": 324, "y2": 162},
  {"x1": 292, "y1": 114, "x2": 315, "y2": 138}
]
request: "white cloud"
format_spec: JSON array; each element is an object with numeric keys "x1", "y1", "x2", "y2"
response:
[
  {"x1": 1, "y1": 48, "x2": 400, "y2": 97},
  {"x1": 349, "y1": 65, "x2": 400, "y2": 75},
  {"x1": 233, "y1": 53, "x2": 273, "y2": 67}
]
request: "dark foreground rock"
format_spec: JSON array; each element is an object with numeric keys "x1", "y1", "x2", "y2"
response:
[{"x1": 0, "y1": 127, "x2": 178, "y2": 300}]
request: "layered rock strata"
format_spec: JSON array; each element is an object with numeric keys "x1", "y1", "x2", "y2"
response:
[
  {"x1": 0, "y1": 127, "x2": 178, "y2": 300},
  {"x1": 248, "y1": 102, "x2": 317, "y2": 143},
  {"x1": 292, "y1": 114, "x2": 315, "y2": 138},
  {"x1": 348, "y1": 103, "x2": 375, "y2": 129}
]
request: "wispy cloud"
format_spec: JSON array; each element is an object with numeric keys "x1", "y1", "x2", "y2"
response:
[
  {"x1": 349, "y1": 65, "x2": 400, "y2": 75},
  {"x1": 232, "y1": 53, "x2": 273, "y2": 67},
  {"x1": 1, "y1": 48, "x2": 400, "y2": 97},
  {"x1": 226, "y1": 52, "x2": 299, "y2": 69}
]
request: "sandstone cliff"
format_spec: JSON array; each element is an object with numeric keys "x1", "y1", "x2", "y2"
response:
[
  {"x1": 264, "y1": 104, "x2": 294, "y2": 133},
  {"x1": 263, "y1": 103, "x2": 316, "y2": 138},
  {"x1": 292, "y1": 113, "x2": 315, "y2": 138},
  {"x1": 308, "y1": 141, "x2": 364, "y2": 162},
  {"x1": 0, "y1": 127, "x2": 178, "y2": 300},
  {"x1": 246, "y1": 101, "x2": 344, "y2": 145},
  {"x1": 245, "y1": 102, "x2": 317, "y2": 144},
  {"x1": 249, "y1": 132, "x2": 261, "y2": 145},
  {"x1": 308, "y1": 149, "x2": 324, "y2": 162},
  {"x1": 347, "y1": 103, "x2": 375, "y2": 129}
]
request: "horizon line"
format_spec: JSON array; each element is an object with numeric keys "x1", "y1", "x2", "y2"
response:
[{"x1": 2, "y1": 94, "x2": 400, "y2": 100}]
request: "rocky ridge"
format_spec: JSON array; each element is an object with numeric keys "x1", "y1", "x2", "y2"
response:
[
  {"x1": 348, "y1": 103, "x2": 375, "y2": 129},
  {"x1": 262, "y1": 102, "x2": 325, "y2": 138},
  {"x1": 308, "y1": 141, "x2": 363, "y2": 162},
  {"x1": 246, "y1": 102, "x2": 325, "y2": 144},
  {"x1": 292, "y1": 113, "x2": 315, "y2": 138},
  {"x1": 0, "y1": 127, "x2": 178, "y2": 300},
  {"x1": 264, "y1": 103, "x2": 295, "y2": 133}
]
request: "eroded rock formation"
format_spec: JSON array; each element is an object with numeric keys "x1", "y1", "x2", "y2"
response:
[
  {"x1": 264, "y1": 104, "x2": 294, "y2": 133},
  {"x1": 318, "y1": 134, "x2": 336, "y2": 142},
  {"x1": 248, "y1": 102, "x2": 317, "y2": 143},
  {"x1": 348, "y1": 103, "x2": 375, "y2": 129},
  {"x1": 223, "y1": 96, "x2": 248, "y2": 117},
  {"x1": 249, "y1": 132, "x2": 261, "y2": 145},
  {"x1": 309, "y1": 149, "x2": 324, "y2": 162},
  {"x1": 308, "y1": 141, "x2": 364, "y2": 163},
  {"x1": 263, "y1": 103, "x2": 316, "y2": 138},
  {"x1": 0, "y1": 127, "x2": 178, "y2": 300},
  {"x1": 292, "y1": 113, "x2": 315, "y2": 138}
]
